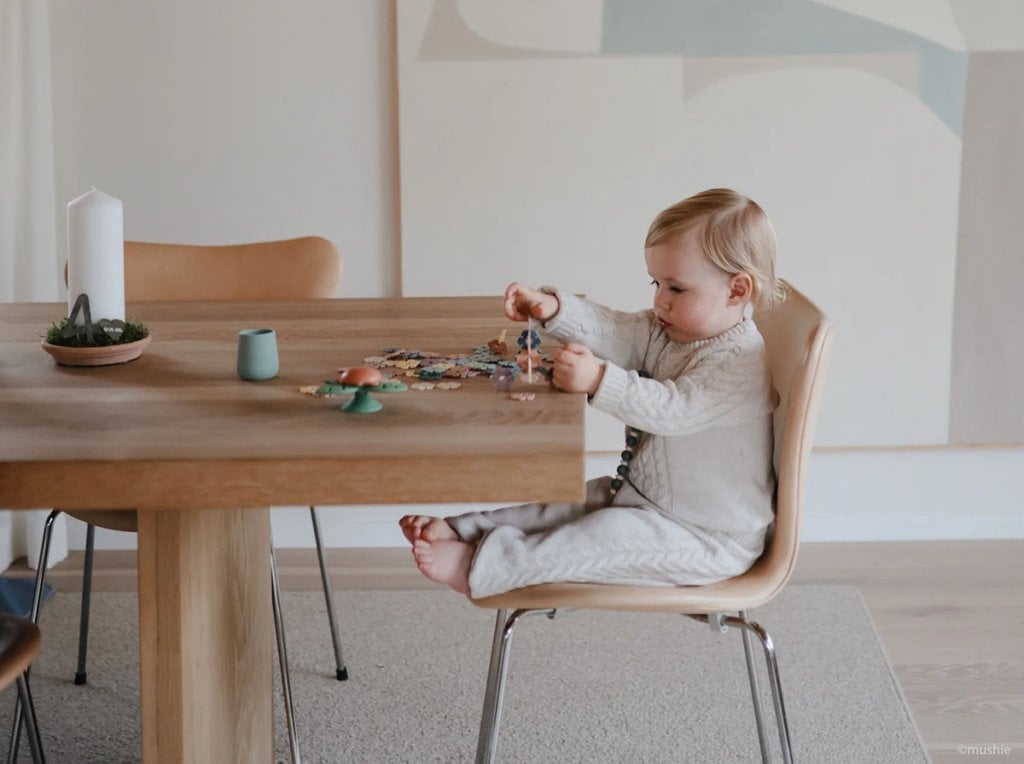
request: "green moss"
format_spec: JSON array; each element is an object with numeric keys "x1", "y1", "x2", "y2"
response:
[{"x1": 45, "y1": 317, "x2": 149, "y2": 347}]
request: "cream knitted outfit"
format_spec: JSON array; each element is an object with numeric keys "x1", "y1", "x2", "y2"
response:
[{"x1": 447, "y1": 288, "x2": 777, "y2": 599}]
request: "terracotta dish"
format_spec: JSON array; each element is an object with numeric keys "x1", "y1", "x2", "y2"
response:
[{"x1": 41, "y1": 335, "x2": 151, "y2": 367}]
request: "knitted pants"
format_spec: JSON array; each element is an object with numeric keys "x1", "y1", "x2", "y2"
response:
[{"x1": 445, "y1": 478, "x2": 764, "y2": 599}]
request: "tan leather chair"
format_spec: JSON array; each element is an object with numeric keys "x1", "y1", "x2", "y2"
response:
[
  {"x1": 24, "y1": 237, "x2": 343, "y2": 762},
  {"x1": 470, "y1": 282, "x2": 834, "y2": 764},
  {"x1": 0, "y1": 615, "x2": 45, "y2": 763},
  {"x1": 122, "y1": 237, "x2": 340, "y2": 301},
  {"x1": 62, "y1": 236, "x2": 340, "y2": 301}
]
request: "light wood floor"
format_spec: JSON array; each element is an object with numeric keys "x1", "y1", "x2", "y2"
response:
[{"x1": 7, "y1": 539, "x2": 1023, "y2": 763}]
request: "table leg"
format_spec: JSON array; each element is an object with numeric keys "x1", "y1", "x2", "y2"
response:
[{"x1": 137, "y1": 508, "x2": 274, "y2": 763}]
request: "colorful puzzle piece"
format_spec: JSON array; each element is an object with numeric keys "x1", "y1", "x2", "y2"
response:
[{"x1": 302, "y1": 337, "x2": 555, "y2": 413}]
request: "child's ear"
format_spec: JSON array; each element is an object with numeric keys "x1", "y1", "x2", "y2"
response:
[{"x1": 728, "y1": 273, "x2": 753, "y2": 304}]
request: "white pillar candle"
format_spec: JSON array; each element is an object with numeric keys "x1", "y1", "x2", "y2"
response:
[{"x1": 66, "y1": 187, "x2": 125, "y2": 324}]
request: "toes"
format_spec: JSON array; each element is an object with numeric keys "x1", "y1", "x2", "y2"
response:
[
  {"x1": 400, "y1": 516, "x2": 429, "y2": 544},
  {"x1": 412, "y1": 539, "x2": 432, "y2": 561},
  {"x1": 422, "y1": 519, "x2": 453, "y2": 542}
]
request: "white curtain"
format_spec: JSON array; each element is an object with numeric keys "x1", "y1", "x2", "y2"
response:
[{"x1": 0, "y1": 0, "x2": 68, "y2": 570}]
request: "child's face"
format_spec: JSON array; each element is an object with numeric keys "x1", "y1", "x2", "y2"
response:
[{"x1": 644, "y1": 227, "x2": 749, "y2": 343}]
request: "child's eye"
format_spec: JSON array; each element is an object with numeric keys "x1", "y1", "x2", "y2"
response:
[{"x1": 650, "y1": 279, "x2": 683, "y2": 294}]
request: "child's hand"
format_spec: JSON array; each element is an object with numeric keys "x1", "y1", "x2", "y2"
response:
[
  {"x1": 503, "y1": 282, "x2": 559, "y2": 322},
  {"x1": 553, "y1": 343, "x2": 605, "y2": 396}
]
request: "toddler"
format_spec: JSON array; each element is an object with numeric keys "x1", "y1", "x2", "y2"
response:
[{"x1": 400, "y1": 188, "x2": 785, "y2": 598}]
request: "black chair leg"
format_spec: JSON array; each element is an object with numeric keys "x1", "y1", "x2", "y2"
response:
[
  {"x1": 309, "y1": 507, "x2": 348, "y2": 680},
  {"x1": 271, "y1": 545, "x2": 301, "y2": 763},
  {"x1": 74, "y1": 523, "x2": 96, "y2": 685},
  {"x1": 16, "y1": 673, "x2": 46, "y2": 764},
  {"x1": 7, "y1": 509, "x2": 61, "y2": 764},
  {"x1": 28, "y1": 513, "x2": 60, "y2": 624}
]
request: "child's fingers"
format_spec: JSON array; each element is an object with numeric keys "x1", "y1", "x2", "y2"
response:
[
  {"x1": 503, "y1": 296, "x2": 527, "y2": 321},
  {"x1": 503, "y1": 283, "x2": 538, "y2": 321},
  {"x1": 552, "y1": 358, "x2": 583, "y2": 392},
  {"x1": 561, "y1": 342, "x2": 592, "y2": 358},
  {"x1": 553, "y1": 347, "x2": 576, "y2": 365},
  {"x1": 502, "y1": 285, "x2": 519, "y2": 318},
  {"x1": 554, "y1": 350, "x2": 587, "y2": 384}
]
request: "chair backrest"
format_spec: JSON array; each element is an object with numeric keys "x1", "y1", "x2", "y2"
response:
[
  {"x1": 123, "y1": 237, "x2": 341, "y2": 301},
  {"x1": 747, "y1": 280, "x2": 834, "y2": 599}
]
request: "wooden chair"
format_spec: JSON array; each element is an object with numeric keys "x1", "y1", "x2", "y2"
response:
[
  {"x1": 0, "y1": 615, "x2": 45, "y2": 763},
  {"x1": 19, "y1": 237, "x2": 343, "y2": 762},
  {"x1": 469, "y1": 282, "x2": 834, "y2": 764}
]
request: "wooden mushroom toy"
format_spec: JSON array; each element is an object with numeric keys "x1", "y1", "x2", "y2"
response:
[
  {"x1": 337, "y1": 365, "x2": 386, "y2": 413},
  {"x1": 337, "y1": 366, "x2": 384, "y2": 388}
]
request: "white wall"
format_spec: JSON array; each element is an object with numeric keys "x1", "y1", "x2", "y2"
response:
[
  {"x1": 396, "y1": 2, "x2": 963, "y2": 451},
  {"x1": 46, "y1": 0, "x2": 1020, "y2": 550},
  {"x1": 49, "y1": 0, "x2": 399, "y2": 299}
]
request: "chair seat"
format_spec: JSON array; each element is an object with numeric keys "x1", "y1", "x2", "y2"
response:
[
  {"x1": 64, "y1": 509, "x2": 137, "y2": 533},
  {"x1": 0, "y1": 615, "x2": 41, "y2": 691},
  {"x1": 470, "y1": 553, "x2": 788, "y2": 614}
]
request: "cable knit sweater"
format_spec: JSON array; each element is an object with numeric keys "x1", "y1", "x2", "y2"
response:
[{"x1": 540, "y1": 286, "x2": 777, "y2": 538}]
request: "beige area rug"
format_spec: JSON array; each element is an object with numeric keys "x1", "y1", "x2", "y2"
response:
[{"x1": 1, "y1": 585, "x2": 927, "y2": 763}]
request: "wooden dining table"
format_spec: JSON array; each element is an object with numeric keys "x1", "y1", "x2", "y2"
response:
[{"x1": 0, "y1": 297, "x2": 585, "y2": 762}]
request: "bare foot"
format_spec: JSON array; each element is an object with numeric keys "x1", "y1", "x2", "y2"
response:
[
  {"x1": 399, "y1": 515, "x2": 457, "y2": 545},
  {"x1": 412, "y1": 539, "x2": 473, "y2": 596}
]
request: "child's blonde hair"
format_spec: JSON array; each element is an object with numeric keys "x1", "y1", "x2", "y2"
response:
[{"x1": 645, "y1": 188, "x2": 785, "y2": 311}]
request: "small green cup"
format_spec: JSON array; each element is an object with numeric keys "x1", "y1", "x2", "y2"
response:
[{"x1": 237, "y1": 328, "x2": 279, "y2": 381}]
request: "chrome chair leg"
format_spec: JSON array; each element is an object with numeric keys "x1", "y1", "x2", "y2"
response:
[
  {"x1": 724, "y1": 615, "x2": 793, "y2": 764},
  {"x1": 475, "y1": 609, "x2": 555, "y2": 764},
  {"x1": 4, "y1": 715, "x2": 16, "y2": 764},
  {"x1": 271, "y1": 544, "x2": 301, "y2": 764},
  {"x1": 75, "y1": 523, "x2": 96, "y2": 685},
  {"x1": 739, "y1": 610, "x2": 772, "y2": 764},
  {"x1": 309, "y1": 506, "x2": 348, "y2": 680},
  {"x1": 476, "y1": 608, "x2": 508, "y2": 763},
  {"x1": 8, "y1": 509, "x2": 61, "y2": 764},
  {"x1": 15, "y1": 674, "x2": 45, "y2": 764},
  {"x1": 28, "y1": 512, "x2": 59, "y2": 624}
]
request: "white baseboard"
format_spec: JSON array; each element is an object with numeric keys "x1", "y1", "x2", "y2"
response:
[
  {"x1": 800, "y1": 447, "x2": 1023, "y2": 541},
  {"x1": 63, "y1": 448, "x2": 1024, "y2": 551}
]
